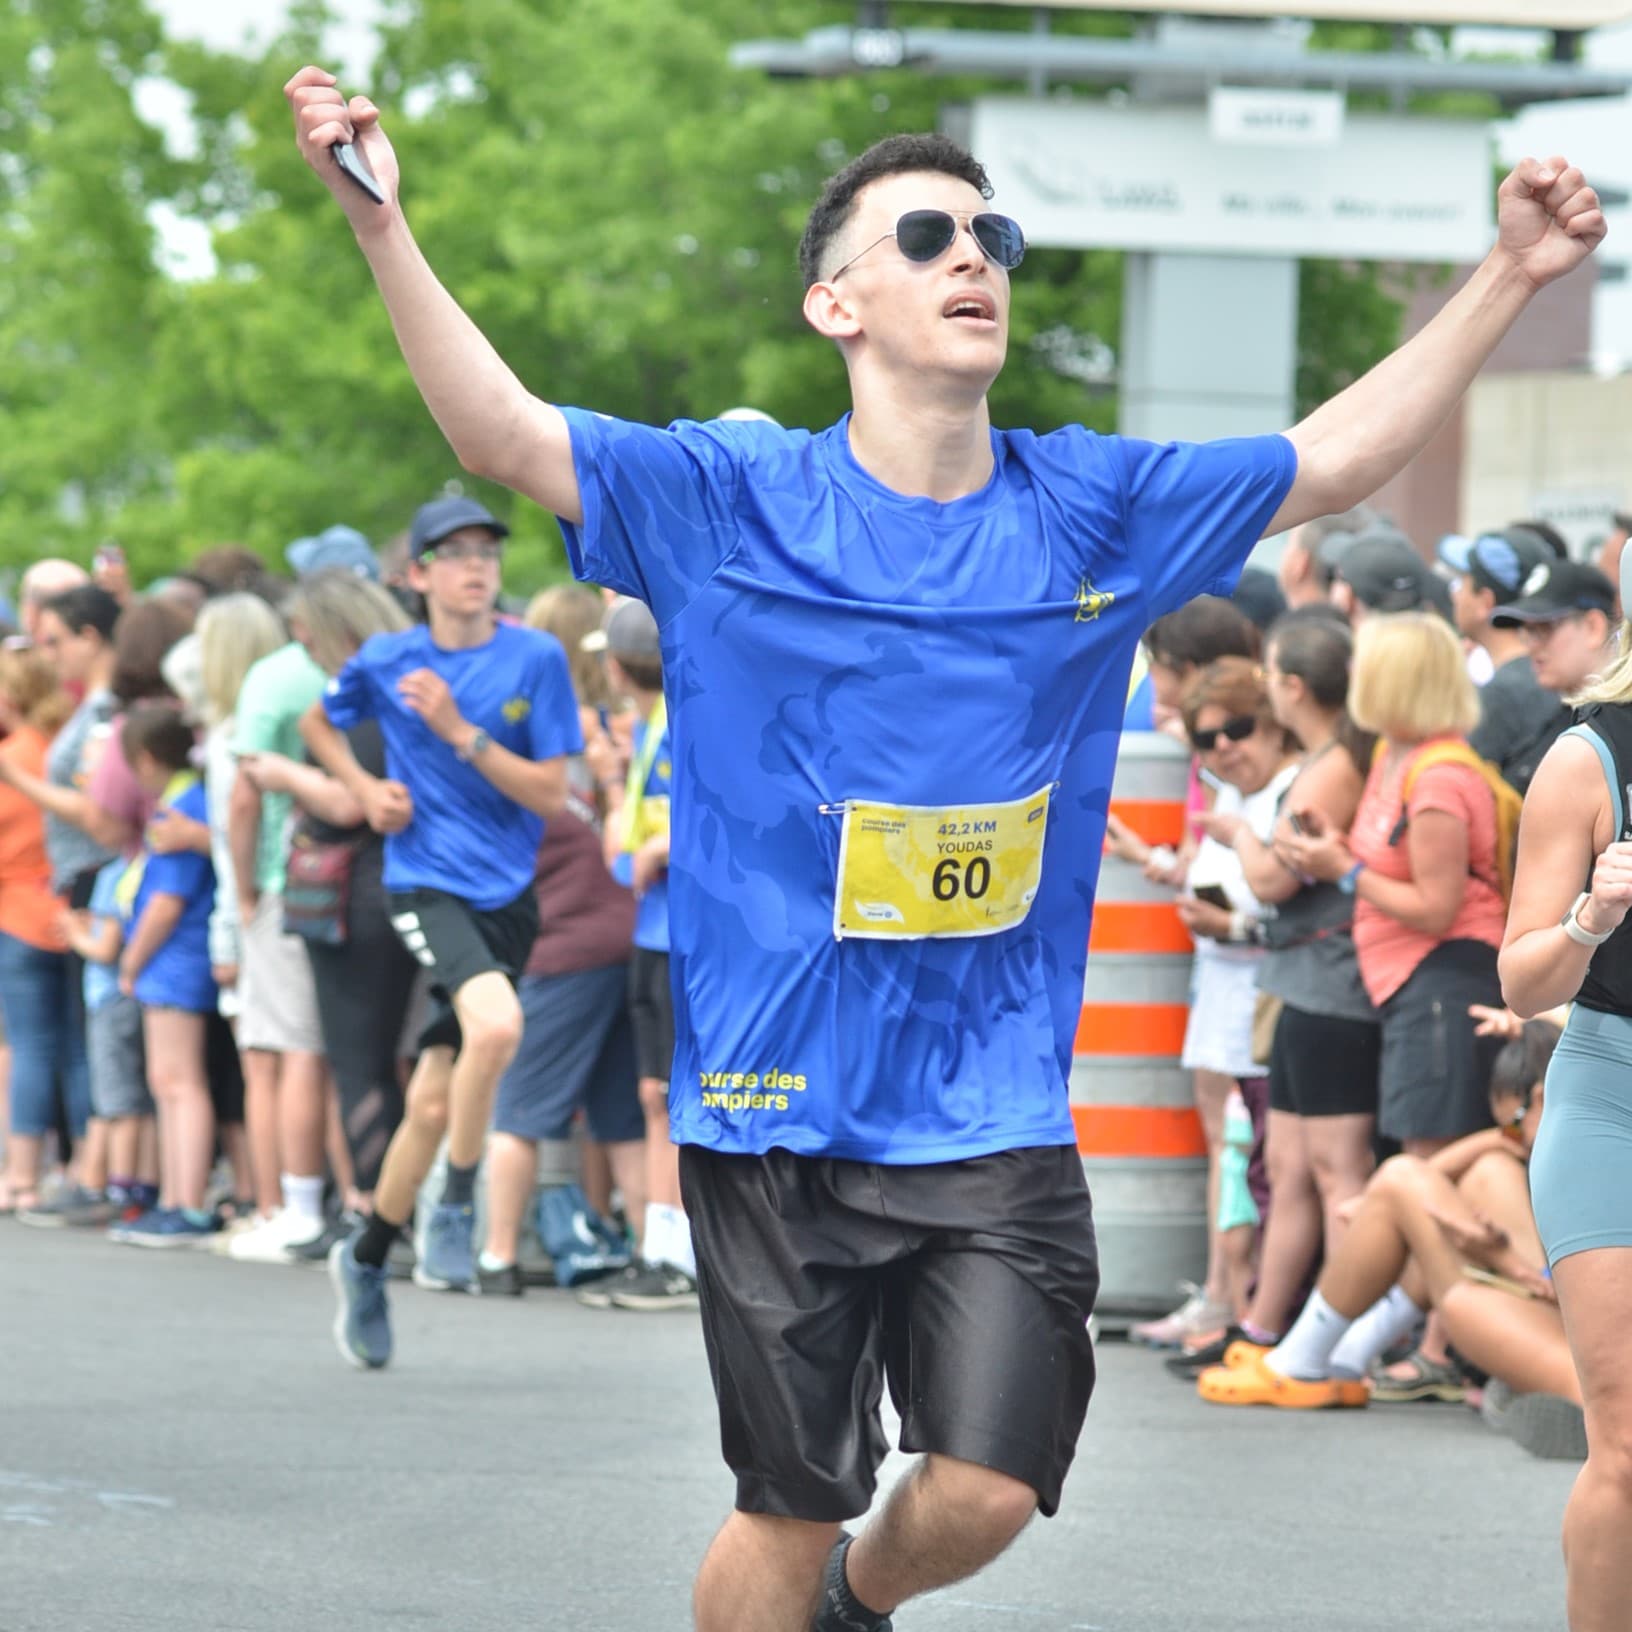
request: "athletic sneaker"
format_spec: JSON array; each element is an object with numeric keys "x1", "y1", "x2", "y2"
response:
[
  {"x1": 413, "y1": 1202, "x2": 477, "y2": 1292},
  {"x1": 225, "y1": 1210, "x2": 316, "y2": 1265},
  {"x1": 608, "y1": 1262, "x2": 700, "y2": 1311},
  {"x1": 18, "y1": 1186, "x2": 115, "y2": 1229},
  {"x1": 122, "y1": 1208, "x2": 219, "y2": 1248},
  {"x1": 475, "y1": 1259, "x2": 524, "y2": 1298},
  {"x1": 1129, "y1": 1283, "x2": 1233, "y2": 1350},
  {"x1": 1164, "y1": 1325, "x2": 1252, "y2": 1379},
  {"x1": 1486, "y1": 1383, "x2": 1588, "y2": 1461},
  {"x1": 329, "y1": 1234, "x2": 392, "y2": 1370},
  {"x1": 811, "y1": 1534, "x2": 892, "y2": 1632},
  {"x1": 286, "y1": 1212, "x2": 359, "y2": 1264}
]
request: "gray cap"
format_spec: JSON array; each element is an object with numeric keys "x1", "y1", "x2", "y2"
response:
[
  {"x1": 581, "y1": 596, "x2": 660, "y2": 659},
  {"x1": 1337, "y1": 529, "x2": 1449, "y2": 617},
  {"x1": 286, "y1": 525, "x2": 378, "y2": 580}
]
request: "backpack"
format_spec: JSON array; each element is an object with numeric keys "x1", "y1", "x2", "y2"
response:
[{"x1": 1380, "y1": 739, "x2": 1523, "y2": 904}]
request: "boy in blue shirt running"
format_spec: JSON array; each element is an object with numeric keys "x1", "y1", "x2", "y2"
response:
[
  {"x1": 304, "y1": 496, "x2": 581, "y2": 1358},
  {"x1": 289, "y1": 63, "x2": 1605, "y2": 1632}
]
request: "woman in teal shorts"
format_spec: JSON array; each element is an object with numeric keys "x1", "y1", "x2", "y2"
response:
[{"x1": 1502, "y1": 548, "x2": 1632, "y2": 1632}]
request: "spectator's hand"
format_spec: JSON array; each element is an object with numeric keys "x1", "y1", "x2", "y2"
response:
[
  {"x1": 396, "y1": 669, "x2": 463, "y2": 743},
  {"x1": 361, "y1": 777, "x2": 413, "y2": 835},
  {"x1": 283, "y1": 66, "x2": 400, "y2": 234},
  {"x1": 1176, "y1": 897, "x2": 1234, "y2": 942},
  {"x1": 1279, "y1": 827, "x2": 1353, "y2": 885},
  {"x1": 1427, "y1": 1202, "x2": 1509, "y2": 1259},
  {"x1": 1495, "y1": 157, "x2": 1605, "y2": 293},
  {"x1": 1513, "y1": 1265, "x2": 1559, "y2": 1305},
  {"x1": 1195, "y1": 810, "x2": 1244, "y2": 847},
  {"x1": 1103, "y1": 812, "x2": 1150, "y2": 866},
  {"x1": 117, "y1": 955, "x2": 137, "y2": 997},
  {"x1": 1582, "y1": 839, "x2": 1632, "y2": 939},
  {"x1": 93, "y1": 548, "x2": 133, "y2": 606},
  {"x1": 631, "y1": 835, "x2": 668, "y2": 896},
  {"x1": 146, "y1": 807, "x2": 208, "y2": 856},
  {"x1": 583, "y1": 728, "x2": 625, "y2": 793},
  {"x1": 1469, "y1": 1004, "x2": 1524, "y2": 1041},
  {"x1": 211, "y1": 963, "x2": 238, "y2": 989}
]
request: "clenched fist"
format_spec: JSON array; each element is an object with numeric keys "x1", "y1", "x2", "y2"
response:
[{"x1": 283, "y1": 65, "x2": 400, "y2": 232}]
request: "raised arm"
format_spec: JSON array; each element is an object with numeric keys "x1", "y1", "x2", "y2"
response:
[
  {"x1": 283, "y1": 66, "x2": 581, "y2": 522},
  {"x1": 1266, "y1": 157, "x2": 1605, "y2": 537}
]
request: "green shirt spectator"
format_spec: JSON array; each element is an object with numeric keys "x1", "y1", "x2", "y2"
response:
[{"x1": 232, "y1": 642, "x2": 327, "y2": 895}]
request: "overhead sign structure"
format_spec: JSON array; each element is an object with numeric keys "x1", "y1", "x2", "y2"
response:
[
  {"x1": 970, "y1": 100, "x2": 1494, "y2": 263},
  {"x1": 1209, "y1": 87, "x2": 1346, "y2": 147},
  {"x1": 907, "y1": 1, "x2": 1632, "y2": 27}
]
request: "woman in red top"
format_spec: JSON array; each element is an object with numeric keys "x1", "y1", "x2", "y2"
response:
[
  {"x1": 0, "y1": 649, "x2": 82, "y2": 1211},
  {"x1": 1284, "y1": 612, "x2": 1506, "y2": 1159}
]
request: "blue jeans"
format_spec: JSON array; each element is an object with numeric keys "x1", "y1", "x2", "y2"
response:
[{"x1": 0, "y1": 931, "x2": 92, "y2": 1140}]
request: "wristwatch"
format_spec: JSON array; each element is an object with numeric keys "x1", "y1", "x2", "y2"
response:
[
  {"x1": 1562, "y1": 892, "x2": 1616, "y2": 948},
  {"x1": 1337, "y1": 861, "x2": 1365, "y2": 895},
  {"x1": 458, "y1": 727, "x2": 492, "y2": 763}
]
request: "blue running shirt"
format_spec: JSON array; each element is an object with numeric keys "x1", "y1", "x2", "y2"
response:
[
  {"x1": 560, "y1": 411, "x2": 1296, "y2": 1162},
  {"x1": 322, "y1": 622, "x2": 583, "y2": 910}
]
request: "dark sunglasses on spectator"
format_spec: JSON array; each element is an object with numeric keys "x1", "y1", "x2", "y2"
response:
[
  {"x1": 830, "y1": 210, "x2": 1027, "y2": 280},
  {"x1": 1191, "y1": 715, "x2": 1258, "y2": 753}
]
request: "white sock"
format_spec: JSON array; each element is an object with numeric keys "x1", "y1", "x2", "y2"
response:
[
  {"x1": 1327, "y1": 1286, "x2": 1424, "y2": 1380},
  {"x1": 478, "y1": 1249, "x2": 512, "y2": 1273},
  {"x1": 643, "y1": 1202, "x2": 696, "y2": 1277},
  {"x1": 281, "y1": 1173, "x2": 325, "y2": 1226},
  {"x1": 1265, "y1": 1290, "x2": 1354, "y2": 1381}
]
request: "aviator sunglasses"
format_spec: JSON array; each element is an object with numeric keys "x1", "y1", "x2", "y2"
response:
[
  {"x1": 830, "y1": 209, "x2": 1027, "y2": 281},
  {"x1": 1191, "y1": 714, "x2": 1258, "y2": 753}
]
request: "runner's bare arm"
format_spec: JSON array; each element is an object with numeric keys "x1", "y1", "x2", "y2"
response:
[
  {"x1": 1265, "y1": 157, "x2": 1604, "y2": 538},
  {"x1": 453, "y1": 736, "x2": 569, "y2": 819},
  {"x1": 283, "y1": 66, "x2": 581, "y2": 523}
]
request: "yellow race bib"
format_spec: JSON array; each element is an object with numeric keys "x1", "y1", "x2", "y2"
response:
[{"x1": 829, "y1": 784, "x2": 1054, "y2": 941}]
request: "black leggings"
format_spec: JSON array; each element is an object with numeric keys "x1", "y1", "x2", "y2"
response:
[{"x1": 304, "y1": 915, "x2": 417, "y2": 1194}]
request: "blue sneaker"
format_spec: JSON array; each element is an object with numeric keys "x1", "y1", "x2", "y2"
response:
[
  {"x1": 328, "y1": 1234, "x2": 392, "y2": 1370},
  {"x1": 412, "y1": 1202, "x2": 476, "y2": 1292},
  {"x1": 124, "y1": 1208, "x2": 219, "y2": 1248}
]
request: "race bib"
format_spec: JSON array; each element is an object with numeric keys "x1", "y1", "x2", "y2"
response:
[{"x1": 829, "y1": 785, "x2": 1054, "y2": 941}]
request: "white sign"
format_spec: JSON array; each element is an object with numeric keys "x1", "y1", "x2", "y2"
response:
[
  {"x1": 913, "y1": 1, "x2": 1632, "y2": 27},
  {"x1": 1210, "y1": 87, "x2": 1345, "y2": 149},
  {"x1": 970, "y1": 101, "x2": 1494, "y2": 263},
  {"x1": 1530, "y1": 488, "x2": 1627, "y2": 555}
]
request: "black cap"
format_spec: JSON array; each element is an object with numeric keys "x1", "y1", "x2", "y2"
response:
[
  {"x1": 408, "y1": 496, "x2": 509, "y2": 559},
  {"x1": 1337, "y1": 530, "x2": 1440, "y2": 614},
  {"x1": 1491, "y1": 558, "x2": 1616, "y2": 627},
  {"x1": 1231, "y1": 566, "x2": 1287, "y2": 633}
]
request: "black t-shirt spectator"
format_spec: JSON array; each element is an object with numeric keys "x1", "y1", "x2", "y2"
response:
[
  {"x1": 301, "y1": 720, "x2": 389, "y2": 916},
  {"x1": 1469, "y1": 654, "x2": 1570, "y2": 797}
]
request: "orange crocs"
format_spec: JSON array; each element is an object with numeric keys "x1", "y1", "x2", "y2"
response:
[
  {"x1": 1197, "y1": 1353, "x2": 1370, "y2": 1409},
  {"x1": 1221, "y1": 1339, "x2": 1270, "y2": 1370}
]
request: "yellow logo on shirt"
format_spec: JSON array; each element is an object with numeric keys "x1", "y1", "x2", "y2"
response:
[
  {"x1": 1075, "y1": 575, "x2": 1114, "y2": 624},
  {"x1": 501, "y1": 696, "x2": 531, "y2": 724}
]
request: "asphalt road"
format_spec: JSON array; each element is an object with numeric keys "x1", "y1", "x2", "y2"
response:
[{"x1": 2, "y1": 1226, "x2": 1575, "y2": 1632}]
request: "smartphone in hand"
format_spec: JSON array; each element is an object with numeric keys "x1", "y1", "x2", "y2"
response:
[
  {"x1": 333, "y1": 141, "x2": 386, "y2": 205},
  {"x1": 1193, "y1": 884, "x2": 1232, "y2": 912}
]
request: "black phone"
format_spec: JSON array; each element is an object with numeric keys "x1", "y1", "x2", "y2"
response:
[
  {"x1": 1193, "y1": 884, "x2": 1231, "y2": 912},
  {"x1": 1287, "y1": 811, "x2": 1306, "y2": 837},
  {"x1": 333, "y1": 141, "x2": 386, "y2": 206}
]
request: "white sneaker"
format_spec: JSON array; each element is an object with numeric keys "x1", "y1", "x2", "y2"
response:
[
  {"x1": 226, "y1": 1210, "x2": 317, "y2": 1264},
  {"x1": 1129, "y1": 1282, "x2": 1233, "y2": 1350}
]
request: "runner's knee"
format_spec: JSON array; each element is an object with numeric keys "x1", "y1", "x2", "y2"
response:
[{"x1": 921, "y1": 1455, "x2": 1038, "y2": 1541}]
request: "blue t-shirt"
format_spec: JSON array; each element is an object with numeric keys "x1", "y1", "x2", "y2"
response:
[
  {"x1": 560, "y1": 410, "x2": 1296, "y2": 1163},
  {"x1": 131, "y1": 781, "x2": 217, "y2": 1014},
  {"x1": 322, "y1": 622, "x2": 584, "y2": 911},
  {"x1": 609, "y1": 711, "x2": 671, "y2": 953},
  {"x1": 84, "y1": 857, "x2": 127, "y2": 1014}
]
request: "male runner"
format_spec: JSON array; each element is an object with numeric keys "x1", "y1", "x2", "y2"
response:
[
  {"x1": 285, "y1": 63, "x2": 1603, "y2": 1629},
  {"x1": 306, "y1": 494, "x2": 580, "y2": 1364}
]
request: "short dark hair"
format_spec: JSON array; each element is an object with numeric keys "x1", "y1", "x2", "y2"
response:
[
  {"x1": 1143, "y1": 596, "x2": 1259, "y2": 672},
  {"x1": 41, "y1": 584, "x2": 121, "y2": 643},
  {"x1": 798, "y1": 134, "x2": 992, "y2": 289},
  {"x1": 111, "y1": 598, "x2": 192, "y2": 705},
  {"x1": 1509, "y1": 520, "x2": 1570, "y2": 561},
  {"x1": 1490, "y1": 1019, "x2": 1562, "y2": 1102},
  {"x1": 121, "y1": 702, "x2": 195, "y2": 774},
  {"x1": 613, "y1": 653, "x2": 663, "y2": 694}
]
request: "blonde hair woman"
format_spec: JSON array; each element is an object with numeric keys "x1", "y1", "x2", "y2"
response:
[
  {"x1": 1501, "y1": 554, "x2": 1632, "y2": 1627},
  {"x1": 1285, "y1": 613, "x2": 1503, "y2": 1159}
]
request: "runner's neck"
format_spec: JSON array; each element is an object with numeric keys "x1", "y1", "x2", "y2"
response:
[
  {"x1": 846, "y1": 395, "x2": 994, "y2": 504},
  {"x1": 426, "y1": 605, "x2": 496, "y2": 652}
]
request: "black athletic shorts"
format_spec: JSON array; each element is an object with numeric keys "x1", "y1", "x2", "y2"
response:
[
  {"x1": 627, "y1": 946, "x2": 675, "y2": 1084},
  {"x1": 387, "y1": 887, "x2": 538, "y2": 1054},
  {"x1": 1268, "y1": 1004, "x2": 1381, "y2": 1119},
  {"x1": 679, "y1": 1143, "x2": 1100, "y2": 1523}
]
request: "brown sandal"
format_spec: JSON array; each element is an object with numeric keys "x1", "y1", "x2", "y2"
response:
[{"x1": 1369, "y1": 1349, "x2": 1466, "y2": 1404}]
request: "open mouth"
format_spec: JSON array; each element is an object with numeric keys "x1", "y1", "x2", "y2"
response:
[{"x1": 943, "y1": 292, "x2": 997, "y2": 325}]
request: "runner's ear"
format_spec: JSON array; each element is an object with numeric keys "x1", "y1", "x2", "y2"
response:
[{"x1": 803, "y1": 279, "x2": 861, "y2": 344}]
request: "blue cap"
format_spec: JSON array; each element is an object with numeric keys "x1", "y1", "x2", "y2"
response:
[
  {"x1": 286, "y1": 525, "x2": 378, "y2": 581},
  {"x1": 408, "y1": 496, "x2": 509, "y2": 558},
  {"x1": 1436, "y1": 528, "x2": 1548, "y2": 603}
]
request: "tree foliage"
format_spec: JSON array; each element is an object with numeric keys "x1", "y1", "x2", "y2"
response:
[{"x1": 0, "y1": 0, "x2": 1433, "y2": 589}]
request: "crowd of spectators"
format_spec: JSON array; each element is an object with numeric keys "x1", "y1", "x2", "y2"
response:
[{"x1": 1110, "y1": 505, "x2": 1625, "y2": 1463}]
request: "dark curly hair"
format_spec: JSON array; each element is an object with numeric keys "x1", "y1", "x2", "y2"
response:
[{"x1": 798, "y1": 133, "x2": 992, "y2": 289}]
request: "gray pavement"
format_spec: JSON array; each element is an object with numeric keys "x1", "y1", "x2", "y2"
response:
[{"x1": 3, "y1": 1225, "x2": 1574, "y2": 1632}]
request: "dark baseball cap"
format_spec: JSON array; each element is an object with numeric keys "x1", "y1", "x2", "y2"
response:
[
  {"x1": 1436, "y1": 528, "x2": 1550, "y2": 604},
  {"x1": 408, "y1": 496, "x2": 510, "y2": 558},
  {"x1": 1491, "y1": 558, "x2": 1616, "y2": 627},
  {"x1": 1337, "y1": 529, "x2": 1441, "y2": 614},
  {"x1": 581, "y1": 596, "x2": 660, "y2": 660},
  {"x1": 286, "y1": 524, "x2": 378, "y2": 581}
]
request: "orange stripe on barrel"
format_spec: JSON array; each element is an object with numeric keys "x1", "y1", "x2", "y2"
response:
[
  {"x1": 1075, "y1": 1002, "x2": 1190, "y2": 1058},
  {"x1": 1089, "y1": 903, "x2": 1193, "y2": 956},
  {"x1": 1073, "y1": 1104, "x2": 1207, "y2": 1159},
  {"x1": 1109, "y1": 798, "x2": 1187, "y2": 848}
]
